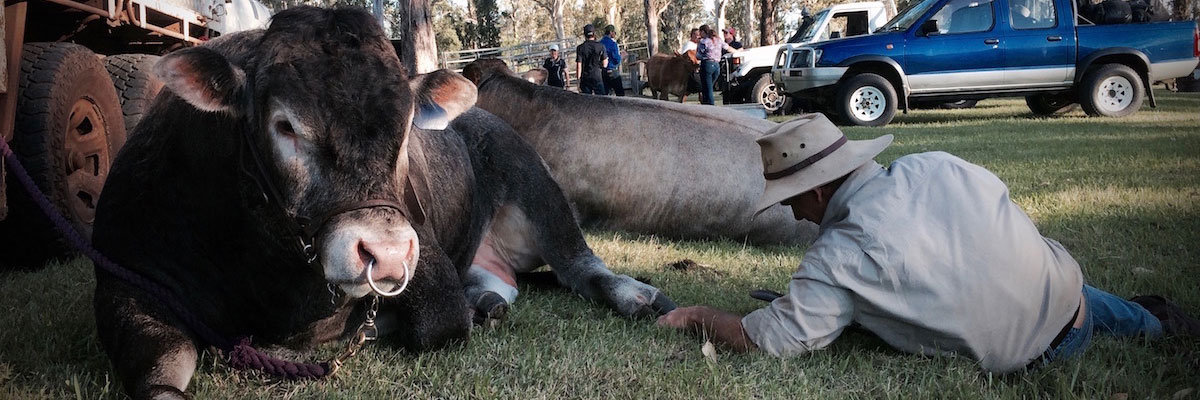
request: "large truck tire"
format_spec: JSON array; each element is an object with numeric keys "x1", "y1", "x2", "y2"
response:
[
  {"x1": 1079, "y1": 64, "x2": 1144, "y2": 118},
  {"x1": 0, "y1": 42, "x2": 127, "y2": 269},
  {"x1": 752, "y1": 74, "x2": 793, "y2": 114},
  {"x1": 104, "y1": 54, "x2": 163, "y2": 134},
  {"x1": 835, "y1": 73, "x2": 897, "y2": 127}
]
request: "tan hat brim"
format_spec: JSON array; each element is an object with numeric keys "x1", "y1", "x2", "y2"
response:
[{"x1": 753, "y1": 134, "x2": 893, "y2": 217}]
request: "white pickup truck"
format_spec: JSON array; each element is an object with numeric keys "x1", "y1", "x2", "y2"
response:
[{"x1": 722, "y1": 1, "x2": 889, "y2": 113}]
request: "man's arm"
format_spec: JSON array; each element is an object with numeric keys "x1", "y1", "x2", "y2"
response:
[
  {"x1": 575, "y1": 61, "x2": 582, "y2": 81},
  {"x1": 657, "y1": 306, "x2": 757, "y2": 352}
]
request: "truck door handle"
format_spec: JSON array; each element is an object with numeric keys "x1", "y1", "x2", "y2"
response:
[
  {"x1": 1047, "y1": 35, "x2": 1063, "y2": 41},
  {"x1": 984, "y1": 39, "x2": 999, "y2": 45}
]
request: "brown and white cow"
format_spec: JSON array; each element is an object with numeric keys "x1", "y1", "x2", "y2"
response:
[
  {"x1": 461, "y1": 59, "x2": 817, "y2": 246},
  {"x1": 645, "y1": 51, "x2": 699, "y2": 102},
  {"x1": 92, "y1": 8, "x2": 672, "y2": 399}
]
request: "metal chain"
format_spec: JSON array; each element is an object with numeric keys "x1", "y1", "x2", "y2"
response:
[{"x1": 329, "y1": 295, "x2": 380, "y2": 375}]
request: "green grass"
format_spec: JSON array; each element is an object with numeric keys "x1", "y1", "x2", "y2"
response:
[{"x1": 3, "y1": 94, "x2": 1200, "y2": 399}]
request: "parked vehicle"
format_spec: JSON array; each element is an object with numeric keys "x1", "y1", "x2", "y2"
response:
[
  {"x1": 0, "y1": 0, "x2": 270, "y2": 267},
  {"x1": 772, "y1": 0, "x2": 1200, "y2": 126},
  {"x1": 721, "y1": 2, "x2": 889, "y2": 113}
]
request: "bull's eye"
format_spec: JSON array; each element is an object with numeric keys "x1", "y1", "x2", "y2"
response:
[{"x1": 274, "y1": 120, "x2": 297, "y2": 138}]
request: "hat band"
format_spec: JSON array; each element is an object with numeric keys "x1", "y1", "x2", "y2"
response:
[{"x1": 763, "y1": 135, "x2": 847, "y2": 180}]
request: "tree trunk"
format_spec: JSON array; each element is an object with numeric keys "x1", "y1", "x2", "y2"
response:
[
  {"x1": 716, "y1": 0, "x2": 728, "y2": 37},
  {"x1": 759, "y1": 0, "x2": 776, "y2": 46},
  {"x1": 607, "y1": 0, "x2": 622, "y2": 33},
  {"x1": 743, "y1": 0, "x2": 755, "y2": 45},
  {"x1": 395, "y1": 0, "x2": 439, "y2": 74},
  {"x1": 552, "y1": 3, "x2": 565, "y2": 41},
  {"x1": 644, "y1": 0, "x2": 670, "y2": 55},
  {"x1": 535, "y1": 0, "x2": 567, "y2": 41},
  {"x1": 883, "y1": 0, "x2": 898, "y2": 19},
  {"x1": 645, "y1": 0, "x2": 660, "y2": 55}
]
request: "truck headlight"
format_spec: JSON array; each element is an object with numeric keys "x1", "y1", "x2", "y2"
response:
[{"x1": 813, "y1": 49, "x2": 823, "y2": 65}]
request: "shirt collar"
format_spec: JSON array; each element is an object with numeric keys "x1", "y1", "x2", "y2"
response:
[{"x1": 820, "y1": 160, "x2": 884, "y2": 226}]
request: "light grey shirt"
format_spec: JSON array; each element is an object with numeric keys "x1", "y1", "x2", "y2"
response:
[{"x1": 742, "y1": 152, "x2": 1083, "y2": 373}]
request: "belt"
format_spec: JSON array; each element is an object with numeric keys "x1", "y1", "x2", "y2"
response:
[{"x1": 1026, "y1": 303, "x2": 1081, "y2": 369}]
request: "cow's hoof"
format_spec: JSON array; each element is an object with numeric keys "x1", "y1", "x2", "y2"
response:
[
  {"x1": 599, "y1": 274, "x2": 677, "y2": 318},
  {"x1": 471, "y1": 291, "x2": 510, "y2": 326}
]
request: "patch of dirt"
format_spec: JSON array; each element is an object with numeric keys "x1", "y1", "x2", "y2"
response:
[{"x1": 663, "y1": 259, "x2": 726, "y2": 276}]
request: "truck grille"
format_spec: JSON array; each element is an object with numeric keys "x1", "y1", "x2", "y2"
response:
[{"x1": 789, "y1": 49, "x2": 812, "y2": 68}]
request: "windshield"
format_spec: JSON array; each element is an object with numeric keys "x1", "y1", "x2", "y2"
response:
[
  {"x1": 791, "y1": 10, "x2": 830, "y2": 43},
  {"x1": 877, "y1": 0, "x2": 941, "y2": 32}
]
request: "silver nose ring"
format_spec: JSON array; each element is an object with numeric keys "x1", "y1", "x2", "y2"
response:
[{"x1": 366, "y1": 258, "x2": 411, "y2": 296}]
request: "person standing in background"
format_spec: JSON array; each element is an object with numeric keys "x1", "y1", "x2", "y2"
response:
[
  {"x1": 600, "y1": 25, "x2": 625, "y2": 96},
  {"x1": 678, "y1": 28, "x2": 700, "y2": 55},
  {"x1": 697, "y1": 24, "x2": 738, "y2": 105},
  {"x1": 575, "y1": 24, "x2": 608, "y2": 95},
  {"x1": 723, "y1": 27, "x2": 743, "y2": 53},
  {"x1": 544, "y1": 44, "x2": 567, "y2": 89}
]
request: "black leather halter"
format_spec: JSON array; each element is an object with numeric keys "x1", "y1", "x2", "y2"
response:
[{"x1": 240, "y1": 129, "x2": 424, "y2": 266}]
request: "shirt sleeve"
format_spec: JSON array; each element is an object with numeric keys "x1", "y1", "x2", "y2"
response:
[{"x1": 741, "y1": 260, "x2": 855, "y2": 357}]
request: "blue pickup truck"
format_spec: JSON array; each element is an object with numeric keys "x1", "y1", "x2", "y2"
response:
[{"x1": 772, "y1": 0, "x2": 1200, "y2": 126}]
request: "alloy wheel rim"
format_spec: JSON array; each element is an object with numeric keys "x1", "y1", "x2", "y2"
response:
[
  {"x1": 850, "y1": 86, "x2": 885, "y2": 121},
  {"x1": 761, "y1": 83, "x2": 785, "y2": 112},
  {"x1": 1097, "y1": 76, "x2": 1133, "y2": 113}
]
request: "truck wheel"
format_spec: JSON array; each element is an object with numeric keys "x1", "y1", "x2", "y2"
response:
[
  {"x1": 0, "y1": 42, "x2": 127, "y2": 269},
  {"x1": 1079, "y1": 64, "x2": 1144, "y2": 117},
  {"x1": 104, "y1": 54, "x2": 163, "y2": 134},
  {"x1": 1026, "y1": 93, "x2": 1077, "y2": 115},
  {"x1": 836, "y1": 73, "x2": 897, "y2": 126},
  {"x1": 753, "y1": 74, "x2": 792, "y2": 114}
]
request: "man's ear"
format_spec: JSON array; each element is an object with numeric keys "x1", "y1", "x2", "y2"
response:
[
  {"x1": 154, "y1": 47, "x2": 246, "y2": 113},
  {"x1": 409, "y1": 69, "x2": 477, "y2": 130}
]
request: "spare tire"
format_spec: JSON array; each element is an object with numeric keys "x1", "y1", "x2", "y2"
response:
[
  {"x1": 104, "y1": 54, "x2": 163, "y2": 135},
  {"x1": 0, "y1": 42, "x2": 126, "y2": 269}
]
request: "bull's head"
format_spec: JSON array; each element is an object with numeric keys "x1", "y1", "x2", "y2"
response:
[{"x1": 153, "y1": 7, "x2": 475, "y2": 299}]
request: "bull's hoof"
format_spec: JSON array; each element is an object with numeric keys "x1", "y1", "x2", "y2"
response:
[
  {"x1": 596, "y1": 274, "x2": 677, "y2": 318},
  {"x1": 471, "y1": 291, "x2": 509, "y2": 326}
]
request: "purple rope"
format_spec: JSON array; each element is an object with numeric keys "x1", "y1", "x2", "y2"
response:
[{"x1": 1, "y1": 139, "x2": 331, "y2": 380}]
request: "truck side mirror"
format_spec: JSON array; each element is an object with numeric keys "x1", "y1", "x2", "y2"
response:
[
  {"x1": 830, "y1": 31, "x2": 842, "y2": 39},
  {"x1": 919, "y1": 20, "x2": 939, "y2": 36}
]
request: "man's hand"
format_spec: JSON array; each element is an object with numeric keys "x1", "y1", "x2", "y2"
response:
[{"x1": 657, "y1": 306, "x2": 758, "y2": 352}]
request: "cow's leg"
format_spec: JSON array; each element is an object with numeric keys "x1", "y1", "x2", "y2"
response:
[
  {"x1": 463, "y1": 204, "x2": 542, "y2": 322},
  {"x1": 499, "y1": 178, "x2": 675, "y2": 318},
  {"x1": 94, "y1": 277, "x2": 198, "y2": 400},
  {"x1": 374, "y1": 239, "x2": 472, "y2": 351}
]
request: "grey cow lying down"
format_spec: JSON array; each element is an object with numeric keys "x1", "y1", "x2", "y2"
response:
[
  {"x1": 462, "y1": 59, "x2": 818, "y2": 246},
  {"x1": 91, "y1": 7, "x2": 673, "y2": 399}
]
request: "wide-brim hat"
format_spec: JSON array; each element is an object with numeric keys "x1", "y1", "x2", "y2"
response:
[{"x1": 754, "y1": 113, "x2": 892, "y2": 216}]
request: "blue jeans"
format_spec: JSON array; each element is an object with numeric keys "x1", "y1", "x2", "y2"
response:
[
  {"x1": 1037, "y1": 285, "x2": 1163, "y2": 367},
  {"x1": 700, "y1": 60, "x2": 719, "y2": 105}
]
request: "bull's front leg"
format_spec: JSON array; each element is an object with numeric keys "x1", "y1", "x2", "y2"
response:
[
  {"x1": 375, "y1": 240, "x2": 472, "y2": 352},
  {"x1": 94, "y1": 277, "x2": 198, "y2": 400},
  {"x1": 488, "y1": 202, "x2": 676, "y2": 319}
]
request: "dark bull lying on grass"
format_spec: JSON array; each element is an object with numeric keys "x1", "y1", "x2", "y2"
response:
[
  {"x1": 91, "y1": 7, "x2": 673, "y2": 399},
  {"x1": 462, "y1": 59, "x2": 817, "y2": 245}
]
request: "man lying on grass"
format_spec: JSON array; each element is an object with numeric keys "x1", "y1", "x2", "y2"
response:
[{"x1": 656, "y1": 113, "x2": 1200, "y2": 373}]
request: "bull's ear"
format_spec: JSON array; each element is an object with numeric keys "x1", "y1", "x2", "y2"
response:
[
  {"x1": 154, "y1": 47, "x2": 246, "y2": 113},
  {"x1": 409, "y1": 69, "x2": 477, "y2": 130}
]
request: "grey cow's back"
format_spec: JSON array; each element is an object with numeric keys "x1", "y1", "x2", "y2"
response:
[{"x1": 474, "y1": 74, "x2": 816, "y2": 245}]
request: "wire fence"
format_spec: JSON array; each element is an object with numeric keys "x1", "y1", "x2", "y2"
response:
[{"x1": 439, "y1": 38, "x2": 650, "y2": 90}]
